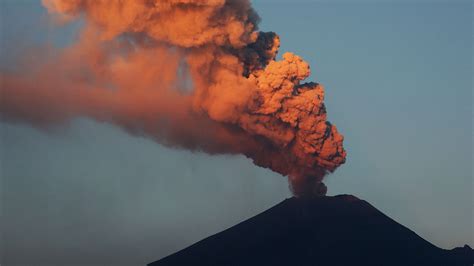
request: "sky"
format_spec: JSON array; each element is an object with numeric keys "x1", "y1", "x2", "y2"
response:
[{"x1": 0, "y1": 0, "x2": 472, "y2": 265}]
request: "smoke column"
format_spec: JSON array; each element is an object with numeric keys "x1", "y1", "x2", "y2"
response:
[{"x1": 0, "y1": 0, "x2": 346, "y2": 196}]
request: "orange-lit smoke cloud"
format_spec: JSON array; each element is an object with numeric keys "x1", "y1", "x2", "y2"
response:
[{"x1": 0, "y1": 0, "x2": 346, "y2": 196}]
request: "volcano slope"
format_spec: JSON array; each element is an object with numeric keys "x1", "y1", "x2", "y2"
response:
[{"x1": 149, "y1": 195, "x2": 473, "y2": 266}]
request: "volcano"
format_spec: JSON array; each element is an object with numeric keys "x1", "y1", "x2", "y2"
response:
[{"x1": 149, "y1": 195, "x2": 472, "y2": 266}]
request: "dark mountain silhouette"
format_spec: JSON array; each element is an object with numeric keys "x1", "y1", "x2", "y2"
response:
[{"x1": 149, "y1": 195, "x2": 473, "y2": 266}]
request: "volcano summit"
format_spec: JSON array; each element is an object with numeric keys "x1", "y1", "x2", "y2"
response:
[{"x1": 150, "y1": 195, "x2": 473, "y2": 266}]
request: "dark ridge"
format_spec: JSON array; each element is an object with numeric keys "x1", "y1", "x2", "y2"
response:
[{"x1": 149, "y1": 195, "x2": 473, "y2": 266}]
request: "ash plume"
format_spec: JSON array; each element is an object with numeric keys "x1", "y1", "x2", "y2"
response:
[{"x1": 0, "y1": 0, "x2": 346, "y2": 196}]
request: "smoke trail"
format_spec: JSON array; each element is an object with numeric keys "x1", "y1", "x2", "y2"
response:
[{"x1": 0, "y1": 0, "x2": 346, "y2": 196}]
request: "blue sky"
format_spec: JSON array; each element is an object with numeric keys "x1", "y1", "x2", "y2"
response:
[{"x1": 1, "y1": 0, "x2": 472, "y2": 264}]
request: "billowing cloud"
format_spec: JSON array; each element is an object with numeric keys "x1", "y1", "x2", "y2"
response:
[{"x1": 0, "y1": 0, "x2": 346, "y2": 196}]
